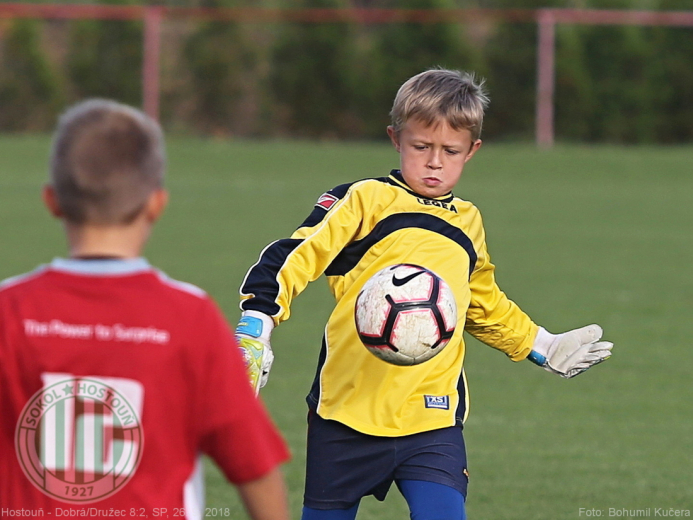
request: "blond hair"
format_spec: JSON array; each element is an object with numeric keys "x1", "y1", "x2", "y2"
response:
[
  {"x1": 49, "y1": 99, "x2": 165, "y2": 225},
  {"x1": 390, "y1": 69, "x2": 489, "y2": 141}
]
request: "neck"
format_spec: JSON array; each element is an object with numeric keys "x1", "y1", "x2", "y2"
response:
[{"x1": 64, "y1": 219, "x2": 151, "y2": 260}]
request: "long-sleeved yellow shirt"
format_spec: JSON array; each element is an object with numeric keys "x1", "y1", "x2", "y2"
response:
[{"x1": 241, "y1": 170, "x2": 538, "y2": 436}]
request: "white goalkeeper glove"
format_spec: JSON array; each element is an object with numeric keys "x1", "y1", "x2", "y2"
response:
[
  {"x1": 236, "y1": 310, "x2": 275, "y2": 394},
  {"x1": 527, "y1": 325, "x2": 613, "y2": 378}
]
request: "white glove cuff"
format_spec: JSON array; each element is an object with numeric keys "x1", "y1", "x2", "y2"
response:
[
  {"x1": 239, "y1": 310, "x2": 275, "y2": 342},
  {"x1": 532, "y1": 327, "x2": 557, "y2": 357}
]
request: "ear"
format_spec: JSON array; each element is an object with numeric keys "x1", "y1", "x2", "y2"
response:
[
  {"x1": 144, "y1": 188, "x2": 169, "y2": 223},
  {"x1": 42, "y1": 185, "x2": 63, "y2": 218},
  {"x1": 464, "y1": 139, "x2": 482, "y2": 163},
  {"x1": 387, "y1": 126, "x2": 401, "y2": 153}
]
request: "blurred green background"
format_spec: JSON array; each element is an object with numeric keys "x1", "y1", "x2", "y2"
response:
[
  {"x1": 2, "y1": 0, "x2": 693, "y2": 143},
  {"x1": 1, "y1": 136, "x2": 691, "y2": 518}
]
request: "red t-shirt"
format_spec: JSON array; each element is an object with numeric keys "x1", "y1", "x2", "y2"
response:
[{"x1": 0, "y1": 258, "x2": 289, "y2": 516}]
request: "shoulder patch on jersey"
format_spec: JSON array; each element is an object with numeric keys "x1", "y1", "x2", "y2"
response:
[{"x1": 315, "y1": 192, "x2": 339, "y2": 211}]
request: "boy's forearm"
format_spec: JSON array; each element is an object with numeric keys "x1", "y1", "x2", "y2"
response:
[
  {"x1": 237, "y1": 468, "x2": 290, "y2": 520},
  {"x1": 465, "y1": 298, "x2": 538, "y2": 361}
]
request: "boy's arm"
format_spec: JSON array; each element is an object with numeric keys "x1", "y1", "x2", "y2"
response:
[
  {"x1": 237, "y1": 468, "x2": 290, "y2": 520},
  {"x1": 237, "y1": 182, "x2": 364, "y2": 390},
  {"x1": 464, "y1": 216, "x2": 612, "y2": 377},
  {"x1": 240, "y1": 182, "x2": 361, "y2": 323},
  {"x1": 464, "y1": 239, "x2": 538, "y2": 360}
]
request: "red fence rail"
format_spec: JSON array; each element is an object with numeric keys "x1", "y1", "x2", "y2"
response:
[{"x1": 1, "y1": 4, "x2": 692, "y2": 146}]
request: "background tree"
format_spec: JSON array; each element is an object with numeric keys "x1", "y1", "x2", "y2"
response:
[
  {"x1": 0, "y1": 20, "x2": 63, "y2": 132},
  {"x1": 66, "y1": 0, "x2": 143, "y2": 107},
  {"x1": 269, "y1": 0, "x2": 360, "y2": 138}
]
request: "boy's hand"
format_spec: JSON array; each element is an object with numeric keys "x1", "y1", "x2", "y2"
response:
[
  {"x1": 236, "y1": 311, "x2": 275, "y2": 394},
  {"x1": 527, "y1": 325, "x2": 613, "y2": 378}
]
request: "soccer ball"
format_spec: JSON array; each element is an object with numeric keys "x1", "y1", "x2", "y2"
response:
[{"x1": 354, "y1": 264, "x2": 457, "y2": 366}]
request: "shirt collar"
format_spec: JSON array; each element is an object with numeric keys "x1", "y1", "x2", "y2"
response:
[{"x1": 50, "y1": 257, "x2": 152, "y2": 276}]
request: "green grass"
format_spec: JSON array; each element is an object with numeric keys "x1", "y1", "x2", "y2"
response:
[{"x1": 1, "y1": 136, "x2": 691, "y2": 519}]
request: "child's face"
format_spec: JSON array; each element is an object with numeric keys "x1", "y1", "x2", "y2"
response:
[{"x1": 387, "y1": 118, "x2": 481, "y2": 198}]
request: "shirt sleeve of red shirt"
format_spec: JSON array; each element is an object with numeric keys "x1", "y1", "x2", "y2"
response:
[{"x1": 195, "y1": 299, "x2": 290, "y2": 484}]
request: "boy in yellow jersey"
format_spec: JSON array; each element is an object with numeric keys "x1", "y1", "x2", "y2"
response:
[{"x1": 236, "y1": 69, "x2": 613, "y2": 520}]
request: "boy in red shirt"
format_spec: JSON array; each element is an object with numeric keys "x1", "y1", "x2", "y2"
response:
[{"x1": 0, "y1": 99, "x2": 290, "y2": 519}]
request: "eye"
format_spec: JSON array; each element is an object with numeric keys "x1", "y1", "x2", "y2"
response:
[
  {"x1": 445, "y1": 148, "x2": 460, "y2": 156},
  {"x1": 413, "y1": 144, "x2": 427, "y2": 151}
]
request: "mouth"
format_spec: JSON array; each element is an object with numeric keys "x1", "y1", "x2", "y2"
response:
[{"x1": 422, "y1": 177, "x2": 442, "y2": 187}]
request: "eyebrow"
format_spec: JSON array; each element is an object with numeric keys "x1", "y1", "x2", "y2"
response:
[{"x1": 409, "y1": 137, "x2": 465, "y2": 148}]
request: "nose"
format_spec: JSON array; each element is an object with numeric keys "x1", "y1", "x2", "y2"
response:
[{"x1": 427, "y1": 149, "x2": 443, "y2": 170}]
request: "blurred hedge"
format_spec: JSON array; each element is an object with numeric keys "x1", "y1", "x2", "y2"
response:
[
  {"x1": 0, "y1": 19, "x2": 63, "y2": 131},
  {"x1": 1, "y1": 0, "x2": 692, "y2": 143},
  {"x1": 67, "y1": 11, "x2": 143, "y2": 107}
]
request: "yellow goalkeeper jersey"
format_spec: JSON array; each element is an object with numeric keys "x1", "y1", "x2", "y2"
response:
[{"x1": 240, "y1": 170, "x2": 538, "y2": 437}]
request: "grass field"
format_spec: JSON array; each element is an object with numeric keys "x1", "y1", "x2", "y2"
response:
[{"x1": 1, "y1": 136, "x2": 691, "y2": 519}]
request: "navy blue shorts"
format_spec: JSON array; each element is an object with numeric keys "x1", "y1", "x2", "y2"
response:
[{"x1": 303, "y1": 412, "x2": 469, "y2": 510}]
